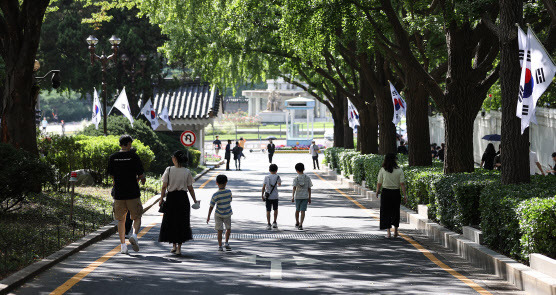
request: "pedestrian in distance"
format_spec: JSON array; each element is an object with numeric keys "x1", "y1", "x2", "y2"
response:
[
  {"x1": 546, "y1": 152, "x2": 556, "y2": 175},
  {"x1": 61, "y1": 120, "x2": 65, "y2": 136},
  {"x1": 310, "y1": 140, "x2": 320, "y2": 170},
  {"x1": 41, "y1": 118, "x2": 47, "y2": 133},
  {"x1": 375, "y1": 153, "x2": 408, "y2": 239},
  {"x1": 396, "y1": 140, "x2": 408, "y2": 155},
  {"x1": 292, "y1": 163, "x2": 312, "y2": 230},
  {"x1": 213, "y1": 135, "x2": 222, "y2": 156},
  {"x1": 107, "y1": 135, "x2": 146, "y2": 254},
  {"x1": 207, "y1": 175, "x2": 233, "y2": 251},
  {"x1": 225, "y1": 140, "x2": 232, "y2": 171},
  {"x1": 430, "y1": 144, "x2": 438, "y2": 159},
  {"x1": 267, "y1": 139, "x2": 276, "y2": 164},
  {"x1": 438, "y1": 143, "x2": 445, "y2": 162},
  {"x1": 239, "y1": 137, "x2": 246, "y2": 158},
  {"x1": 158, "y1": 150, "x2": 199, "y2": 255},
  {"x1": 529, "y1": 143, "x2": 546, "y2": 176},
  {"x1": 262, "y1": 164, "x2": 282, "y2": 230},
  {"x1": 494, "y1": 145, "x2": 502, "y2": 171},
  {"x1": 232, "y1": 141, "x2": 242, "y2": 170},
  {"x1": 480, "y1": 143, "x2": 497, "y2": 170}
]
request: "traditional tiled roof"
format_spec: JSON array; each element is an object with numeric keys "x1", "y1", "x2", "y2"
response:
[{"x1": 153, "y1": 83, "x2": 220, "y2": 119}]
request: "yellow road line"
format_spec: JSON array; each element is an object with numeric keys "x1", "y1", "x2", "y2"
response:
[
  {"x1": 50, "y1": 221, "x2": 158, "y2": 295},
  {"x1": 312, "y1": 172, "x2": 492, "y2": 295},
  {"x1": 198, "y1": 172, "x2": 218, "y2": 189}
]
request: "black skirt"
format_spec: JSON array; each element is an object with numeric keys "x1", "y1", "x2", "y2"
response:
[
  {"x1": 159, "y1": 190, "x2": 193, "y2": 243},
  {"x1": 379, "y1": 188, "x2": 401, "y2": 230}
]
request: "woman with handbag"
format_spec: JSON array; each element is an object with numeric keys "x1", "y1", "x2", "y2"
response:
[
  {"x1": 375, "y1": 153, "x2": 407, "y2": 239},
  {"x1": 158, "y1": 150, "x2": 198, "y2": 255}
]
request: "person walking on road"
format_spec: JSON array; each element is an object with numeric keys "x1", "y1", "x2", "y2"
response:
[
  {"x1": 310, "y1": 141, "x2": 320, "y2": 170},
  {"x1": 107, "y1": 135, "x2": 146, "y2": 254},
  {"x1": 158, "y1": 150, "x2": 198, "y2": 255},
  {"x1": 41, "y1": 118, "x2": 47, "y2": 133},
  {"x1": 232, "y1": 141, "x2": 242, "y2": 170},
  {"x1": 207, "y1": 175, "x2": 233, "y2": 251},
  {"x1": 213, "y1": 136, "x2": 222, "y2": 156},
  {"x1": 225, "y1": 140, "x2": 232, "y2": 171},
  {"x1": 262, "y1": 164, "x2": 282, "y2": 230},
  {"x1": 267, "y1": 139, "x2": 276, "y2": 164},
  {"x1": 375, "y1": 153, "x2": 407, "y2": 239},
  {"x1": 292, "y1": 163, "x2": 312, "y2": 230}
]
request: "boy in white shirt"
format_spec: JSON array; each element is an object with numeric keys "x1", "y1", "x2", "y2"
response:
[{"x1": 262, "y1": 164, "x2": 282, "y2": 230}]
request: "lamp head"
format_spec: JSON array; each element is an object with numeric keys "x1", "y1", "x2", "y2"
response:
[
  {"x1": 86, "y1": 35, "x2": 98, "y2": 46},
  {"x1": 51, "y1": 70, "x2": 61, "y2": 89},
  {"x1": 120, "y1": 54, "x2": 129, "y2": 62},
  {"x1": 109, "y1": 35, "x2": 121, "y2": 46},
  {"x1": 34, "y1": 60, "x2": 41, "y2": 72}
]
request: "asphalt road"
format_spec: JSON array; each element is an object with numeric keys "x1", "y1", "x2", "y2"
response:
[{"x1": 14, "y1": 153, "x2": 523, "y2": 295}]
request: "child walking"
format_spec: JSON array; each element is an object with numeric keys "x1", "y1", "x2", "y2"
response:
[
  {"x1": 292, "y1": 163, "x2": 312, "y2": 230},
  {"x1": 207, "y1": 175, "x2": 233, "y2": 251},
  {"x1": 262, "y1": 164, "x2": 282, "y2": 230}
]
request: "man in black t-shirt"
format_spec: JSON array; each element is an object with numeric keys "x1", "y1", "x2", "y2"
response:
[
  {"x1": 107, "y1": 135, "x2": 146, "y2": 254},
  {"x1": 267, "y1": 139, "x2": 276, "y2": 164},
  {"x1": 213, "y1": 136, "x2": 222, "y2": 156}
]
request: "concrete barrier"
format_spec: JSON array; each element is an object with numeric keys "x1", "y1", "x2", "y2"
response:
[
  {"x1": 463, "y1": 226, "x2": 483, "y2": 245},
  {"x1": 530, "y1": 254, "x2": 556, "y2": 279}
]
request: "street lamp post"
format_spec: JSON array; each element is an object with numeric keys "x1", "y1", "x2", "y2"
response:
[
  {"x1": 120, "y1": 53, "x2": 147, "y2": 116},
  {"x1": 86, "y1": 35, "x2": 121, "y2": 136}
]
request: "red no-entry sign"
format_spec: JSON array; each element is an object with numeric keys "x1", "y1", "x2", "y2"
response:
[{"x1": 180, "y1": 130, "x2": 197, "y2": 147}]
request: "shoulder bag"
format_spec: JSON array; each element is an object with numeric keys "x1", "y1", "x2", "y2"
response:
[
  {"x1": 264, "y1": 177, "x2": 278, "y2": 201},
  {"x1": 158, "y1": 167, "x2": 171, "y2": 213}
]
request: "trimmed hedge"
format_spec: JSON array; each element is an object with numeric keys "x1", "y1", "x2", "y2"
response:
[
  {"x1": 339, "y1": 150, "x2": 358, "y2": 176},
  {"x1": 351, "y1": 155, "x2": 366, "y2": 185},
  {"x1": 362, "y1": 154, "x2": 384, "y2": 190},
  {"x1": 403, "y1": 166, "x2": 443, "y2": 210},
  {"x1": 324, "y1": 147, "x2": 344, "y2": 170},
  {"x1": 518, "y1": 197, "x2": 556, "y2": 260},
  {"x1": 480, "y1": 176, "x2": 556, "y2": 260}
]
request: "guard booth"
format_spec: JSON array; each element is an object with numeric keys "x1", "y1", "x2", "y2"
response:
[{"x1": 285, "y1": 97, "x2": 315, "y2": 146}]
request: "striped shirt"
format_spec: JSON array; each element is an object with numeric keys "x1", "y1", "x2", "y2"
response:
[{"x1": 210, "y1": 189, "x2": 233, "y2": 217}]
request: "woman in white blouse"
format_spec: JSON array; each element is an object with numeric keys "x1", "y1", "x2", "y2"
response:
[
  {"x1": 158, "y1": 150, "x2": 198, "y2": 255},
  {"x1": 375, "y1": 153, "x2": 408, "y2": 238}
]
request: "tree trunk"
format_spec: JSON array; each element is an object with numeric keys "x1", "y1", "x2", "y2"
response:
[
  {"x1": 342, "y1": 95, "x2": 354, "y2": 149},
  {"x1": 1, "y1": 0, "x2": 51, "y2": 155},
  {"x1": 499, "y1": 0, "x2": 530, "y2": 184},
  {"x1": 443, "y1": 111, "x2": 476, "y2": 173},
  {"x1": 376, "y1": 86, "x2": 397, "y2": 155},
  {"x1": 331, "y1": 103, "x2": 345, "y2": 147},
  {"x1": 405, "y1": 75, "x2": 432, "y2": 166},
  {"x1": 358, "y1": 102, "x2": 379, "y2": 154}
]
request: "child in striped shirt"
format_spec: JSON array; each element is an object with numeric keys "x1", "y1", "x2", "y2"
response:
[{"x1": 207, "y1": 175, "x2": 233, "y2": 251}]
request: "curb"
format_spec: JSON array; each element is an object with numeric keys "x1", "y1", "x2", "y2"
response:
[
  {"x1": 324, "y1": 166, "x2": 556, "y2": 295},
  {"x1": 0, "y1": 165, "x2": 217, "y2": 295}
]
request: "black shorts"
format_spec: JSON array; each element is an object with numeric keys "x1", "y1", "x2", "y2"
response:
[{"x1": 265, "y1": 199, "x2": 278, "y2": 211}]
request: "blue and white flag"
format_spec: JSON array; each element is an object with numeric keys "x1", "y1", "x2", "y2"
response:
[
  {"x1": 347, "y1": 98, "x2": 360, "y2": 130},
  {"x1": 139, "y1": 99, "x2": 160, "y2": 130},
  {"x1": 91, "y1": 88, "x2": 102, "y2": 129},
  {"x1": 113, "y1": 87, "x2": 134, "y2": 127},
  {"x1": 390, "y1": 82, "x2": 406, "y2": 125},
  {"x1": 517, "y1": 26, "x2": 556, "y2": 134},
  {"x1": 159, "y1": 106, "x2": 172, "y2": 131}
]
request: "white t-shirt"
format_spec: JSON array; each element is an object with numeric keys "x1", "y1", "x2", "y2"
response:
[
  {"x1": 293, "y1": 174, "x2": 313, "y2": 199},
  {"x1": 162, "y1": 166, "x2": 194, "y2": 192},
  {"x1": 310, "y1": 144, "x2": 319, "y2": 156},
  {"x1": 529, "y1": 151, "x2": 540, "y2": 175},
  {"x1": 263, "y1": 174, "x2": 281, "y2": 200}
]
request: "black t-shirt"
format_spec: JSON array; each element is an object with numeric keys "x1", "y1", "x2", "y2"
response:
[
  {"x1": 397, "y1": 145, "x2": 408, "y2": 155},
  {"x1": 107, "y1": 150, "x2": 144, "y2": 200},
  {"x1": 438, "y1": 148, "x2": 445, "y2": 161},
  {"x1": 481, "y1": 153, "x2": 496, "y2": 170},
  {"x1": 213, "y1": 139, "x2": 222, "y2": 149}
]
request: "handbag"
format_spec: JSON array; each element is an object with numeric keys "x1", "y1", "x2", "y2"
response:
[
  {"x1": 264, "y1": 177, "x2": 278, "y2": 200},
  {"x1": 159, "y1": 167, "x2": 172, "y2": 213}
]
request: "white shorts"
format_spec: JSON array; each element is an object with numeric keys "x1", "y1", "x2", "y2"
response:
[{"x1": 215, "y1": 215, "x2": 231, "y2": 231}]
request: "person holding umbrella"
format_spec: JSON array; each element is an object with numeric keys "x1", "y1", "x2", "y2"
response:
[
  {"x1": 267, "y1": 138, "x2": 276, "y2": 164},
  {"x1": 480, "y1": 143, "x2": 497, "y2": 170}
]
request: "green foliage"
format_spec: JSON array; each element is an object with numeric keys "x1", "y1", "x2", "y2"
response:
[
  {"x1": 339, "y1": 149, "x2": 358, "y2": 176},
  {"x1": 0, "y1": 144, "x2": 54, "y2": 212},
  {"x1": 38, "y1": 135, "x2": 85, "y2": 190},
  {"x1": 188, "y1": 148, "x2": 201, "y2": 169},
  {"x1": 362, "y1": 154, "x2": 384, "y2": 191},
  {"x1": 351, "y1": 155, "x2": 366, "y2": 185},
  {"x1": 402, "y1": 165, "x2": 443, "y2": 210},
  {"x1": 480, "y1": 176, "x2": 556, "y2": 260},
  {"x1": 518, "y1": 197, "x2": 556, "y2": 260},
  {"x1": 324, "y1": 147, "x2": 344, "y2": 170},
  {"x1": 39, "y1": 90, "x2": 91, "y2": 122}
]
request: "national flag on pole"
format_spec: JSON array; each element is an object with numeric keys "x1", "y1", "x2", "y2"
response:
[
  {"x1": 347, "y1": 98, "x2": 360, "y2": 130},
  {"x1": 159, "y1": 106, "x2": 172, "y2": 131},
  {"x1": 113, "y1": 87, "x2": 134, "y2": 127},
  {"x1": 91, "y1": 88, "x2": 102, "y2": 130},
  {"x1": 517, "y1": 26, "x2": 556, "y2": 134},
  {"x1": 139, "y1": 99, "x2": 160, "y2": 130},
  {"x1": 390, "y1": 82, "x2": 406, "y2": 125}
]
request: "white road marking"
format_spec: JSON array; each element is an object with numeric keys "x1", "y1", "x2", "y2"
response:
[{"x1": 228, "y1": 254, "x2": 320, "y2": 280}]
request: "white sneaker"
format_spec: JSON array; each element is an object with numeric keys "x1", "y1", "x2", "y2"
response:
[
  {"x1": 272, "y1": 222, "x2": 278, "y2": 229},
  {"x1": 129, "y1": 235, "x2": 140, "y2": 252},
  {"x1": 120, "y1": 244, "x2": 128, "y2": 254},
  {"x1": 266, "y1": 224, "x2": 272, "y2": 230},
  {"x1": 224, "y1": 243, "x2": 232, "y2": 251}
]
